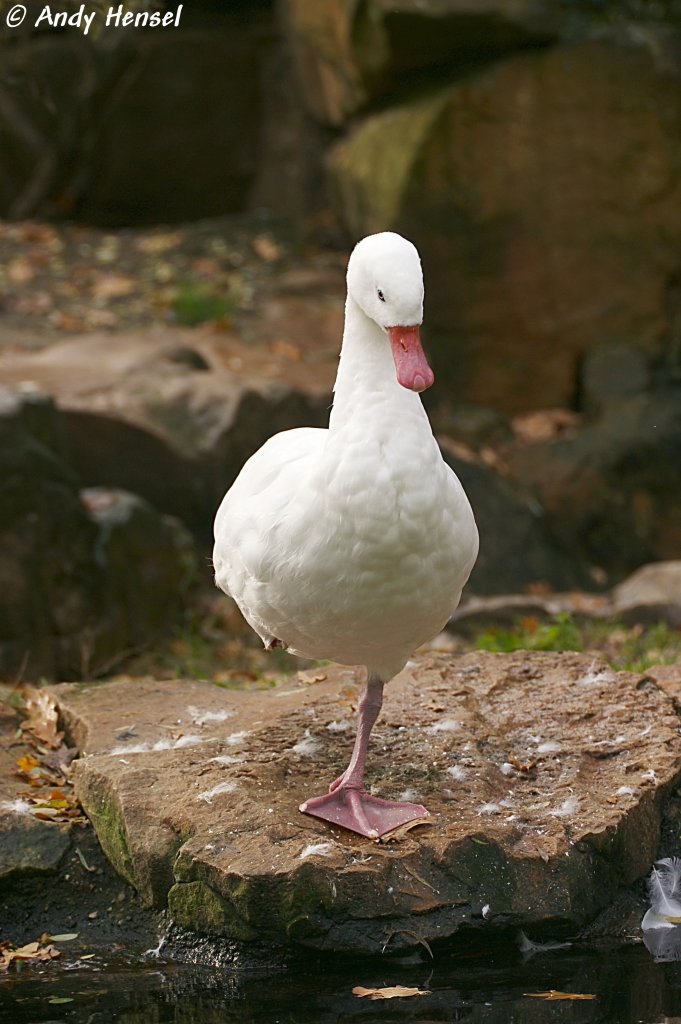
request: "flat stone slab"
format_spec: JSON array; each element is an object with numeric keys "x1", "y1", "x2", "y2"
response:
[{"x1": 56, "y1": 652, "x2": 681, "y2": 953}]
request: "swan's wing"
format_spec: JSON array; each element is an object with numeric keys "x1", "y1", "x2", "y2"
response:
[{"x1": 213, "y1": 426, "x2": 325, "y2": 608}]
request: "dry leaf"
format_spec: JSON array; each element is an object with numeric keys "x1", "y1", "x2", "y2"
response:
[
  {"x1": 525, "y1": 990, "x2": 595, "y2": 1001},
  {"x1": 270, "y1": 339, "x2": 303, "y2": 361},
  {"x1": 353, "y1": 985, "x2": 430, "y2": 1000},
  {"x1": 379, "y1": 817, "x2": 434, "y2": 843},
  {"x1": 297, "y1": 670, "x2": 328, "y2": 685},
  {"x1": 7, "y1": 258, "x2": 34, "y2": 284},
  {"x1": 21, "y1": 688, "x2": 63, "y2": 749},
  {"x1": 41, "y1": 745, "x2": 78, "y2": 774},
  {"x1": 92, "y1": 275, "x2": 136, "y2": 301},
  {"x1": 137, "y1": 232, "x2": 181, "y2": 254},
  {"x1": 512, "y1": 409, "x2": 581, "y2": 445},
  {"x1": 0, "y1": 939, "x2": 60, "y2": 970},
  {"x1": 55, "y1": 312, "x2": 85, "y2": 332},
  {"x1": 252, "y1": 235, "x2": 281, "y2": 261}
]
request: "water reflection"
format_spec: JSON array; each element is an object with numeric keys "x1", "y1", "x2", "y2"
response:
[
  {"x1": 1, "y1": 945, "x2": 680, "y2": 1023},
  {"x1": 644, "y1": 924, "x2": 681, "y2": 963}
]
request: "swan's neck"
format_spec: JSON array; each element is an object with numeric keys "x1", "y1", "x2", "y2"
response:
[{"x1": 330, "y1": 296, "x2": 426, "y2": 432}]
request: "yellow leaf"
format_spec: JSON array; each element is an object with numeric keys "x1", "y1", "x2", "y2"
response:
[
  {"x1": 525, "y1": 991, "x2": 596, "y2": 1001},
  {"x1": 352, "y1": 986, "x2": 430, "y2": 1000},
  {"x1": 16, "y1": 754, "x2": 39, "y2": 772},
  {"x1": 91, "y1": 275, "x2": 136, "y2": 301}
]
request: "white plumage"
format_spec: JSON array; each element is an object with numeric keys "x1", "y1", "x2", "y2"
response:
[
  {"x1": 213, "y1": 231, "x2": 478, "y2": 837},
  {"x1": 214, "y1": 232, "x2": 477, "y2": 679},
  {"x1": 642, "y1": 857, "x2": 681, "y2": 930}
]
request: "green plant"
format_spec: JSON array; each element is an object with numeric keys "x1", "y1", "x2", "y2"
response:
[
  {"x1": 476, "y1": 612, "x2": 583, "y2": 654},
  {"x1": 171, "y1": 283, "x2": 237, "y2": 326}
]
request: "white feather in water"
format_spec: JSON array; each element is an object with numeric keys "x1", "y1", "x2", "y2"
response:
[{"x1": 642, "y1": 857, "x2": 681, "y2": 931}]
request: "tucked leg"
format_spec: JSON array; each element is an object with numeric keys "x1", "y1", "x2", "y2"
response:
[{"x1": 299, "y1": 673, "x2": 428, "y2": 838}]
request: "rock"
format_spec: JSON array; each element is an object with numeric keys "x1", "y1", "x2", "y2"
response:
[
  {"x1": 442, "y1": 445, "x2": 589, "y2": 594},
  {"x1": 281, "y1": 0, "x2": 681, "y2": 126},
  {"x1": 0, "y1": 24, "x2": 261, "y2": 224},
  {"x1": 279, "y1": 0, "x2": 372, "y2": 127},
  {"x1": 645, "y1": 663, "x2": 681, "y2": 709},
  {"x1": 430, "y1": 402, "x2": 513, "y2": 450},
  {"x1": 0, "y1": 740, "x2": 70, "y2": 883},
  {"x1": 59, "y1": 651, "x2": 681, "y2": 953},
  {"x1": 451, "y1": 591, "x2": 611, "y2": 631},
  {"x1": 612, "y1": 561, "x2": 681, "y2": 627},
  {"x1": 509, "y1": 389, "x2": 681, "y2": 580},
  {"x1": 0, "y1": 387, "x2": 195, "y2": 680},
  {"x1": 579, "y1": 342, "x2": 652, "y2": 417},
  {"x1": 452, "y1": 559, "x2": 681, "y2": 630},
  {"x1": 0, "y1": 327, "x2": 600, "y2": 593},
  {"x1": 0, "y1": 34, "x2": 113, "y2": 220},
  {"x1": 77, "y1": 30, "x2": 261, "y2": 226},
  {"x1": 329, "y1": 42, "x2": 681, "y2": 413},
  {"x1": 0, "y1": 326, "x2": 336, "y2": 534}
]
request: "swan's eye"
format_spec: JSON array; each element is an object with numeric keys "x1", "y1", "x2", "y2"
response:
[{"x1": 377, "y1": 289, "x2": 386, "y2": 302}]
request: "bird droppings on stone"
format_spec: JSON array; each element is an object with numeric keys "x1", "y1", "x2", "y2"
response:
[
  {"x1": 47, "y1": 650, "x2": 681, "y2": 953},
  {"x1": 197, "y1": 781, "x2": 238, "y2": 804}
]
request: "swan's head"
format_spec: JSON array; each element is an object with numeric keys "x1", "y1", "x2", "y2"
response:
[{"x1": 346, "y1": 231, "x2": 434, "y2": 392}]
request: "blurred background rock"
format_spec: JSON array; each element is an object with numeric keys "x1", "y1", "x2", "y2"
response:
[{"x1": 1, "y1": 0, "x2": 680, "y2": 678}]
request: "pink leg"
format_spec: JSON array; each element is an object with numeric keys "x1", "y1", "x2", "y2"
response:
[{"x1": 299, "y1": 674, "x2": 429, "y2": 838}]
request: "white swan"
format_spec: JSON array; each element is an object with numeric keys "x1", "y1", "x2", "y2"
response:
[{"x1": 213, "y1": 232, "x2": 478, "y2": 838}]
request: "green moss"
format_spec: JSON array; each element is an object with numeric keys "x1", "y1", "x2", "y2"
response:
[
  {"x1": 168, "y1": 881, "x2": 257, "y2": 941},
  {"x1": 82, "y1": 782, "x2": 136, "y2": 891},
  {"x1": 329, "y1": 89, "x2": 448, "y2": 235}
]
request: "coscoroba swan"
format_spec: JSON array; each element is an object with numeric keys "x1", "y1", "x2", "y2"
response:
[{"x1": 213, "y1": 232, "x2": 478, "y2": 838}]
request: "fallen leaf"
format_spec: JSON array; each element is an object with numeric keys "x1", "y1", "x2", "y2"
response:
[
  {"x1": 7, "y1": 257, "x2": 34, "y2": 284},
  {"x1": 0, "y1": 939, "x2": 60, "y2": 970},
  {"x1": 75, "y1": 847, "x2": 96, "y2": 873},
  {"x1": 137, "y1": 231, "x2": 182, "y2": 254},
  {"x1": 252, "y1": 234, "x2": 281, "y2": 261},
  {"x1": 48, "y1": 996, "x2": 73, "y2": 1004},
  {"x1": 19, "y1": 223, "x2": 57, "y2": 244},
  {"x1": 21, "y1": 688, "x2": 64, "y2": 749},
  {"x1": 41, "y1": 747, "x2": 78, "y2": 774},
  {"x1": 91, "y1": 275, "x2": 136, "y2": 301},
  {"x1": 55, "y1": 312, "x2": 86, "y2": 332},
  {"x1": 525, "y1": 991, "x2": 596, "y2": 1001},
  {"x1": 379, "y1": 817, "x2": 434, "y2": 843},
  {"x1": 16, "y1": 754, "x2": 39, "y2": 773},
  {"x1": 13, "y1": 942, "x2": 38, "y2": 956},
  {"x1": 270, "y1": 339, "x2": 303, "y2": 361},
  {"x1": 512, "y1": 408, "x2": 581, "y2": 445},
  {"x1": 50, "y1": 933, "x2": 79, "y2": 942},
  {"x1": 353, "y1": 986, "x2": 430, "y2": 1000},
  {"x1": 297, "y1": 670, "x2": 328, "y2": 685}
]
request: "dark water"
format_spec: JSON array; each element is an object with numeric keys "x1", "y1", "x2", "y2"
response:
[{"x1": 1, "y1": 942, "x2": 680, "y2": 1024}]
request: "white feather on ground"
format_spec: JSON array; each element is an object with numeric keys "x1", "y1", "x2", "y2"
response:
[{"x1": 642, "y1": 857, "x2": 681, "y2": 931}]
